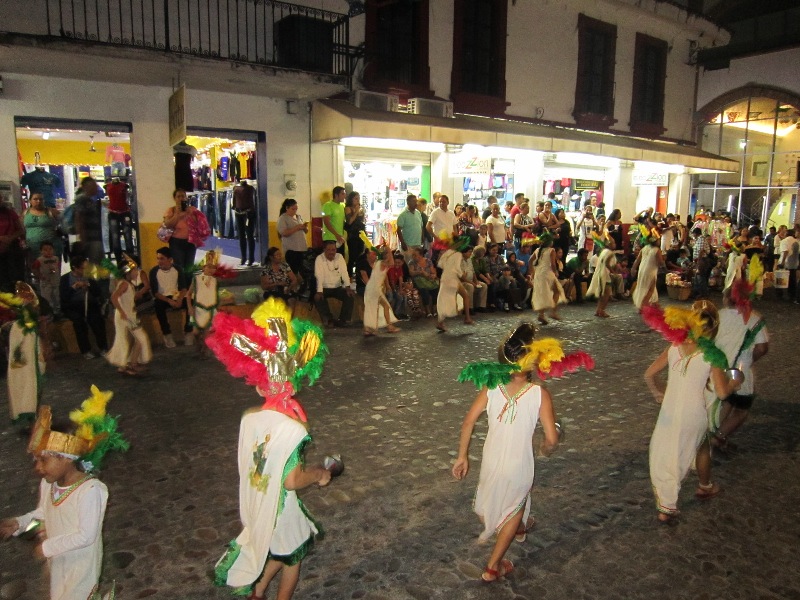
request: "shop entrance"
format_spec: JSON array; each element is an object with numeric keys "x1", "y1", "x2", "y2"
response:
[
  {"x1": 180, "y1": 129, "x2": 266, "y2": 267},
  {"x1": 15, "y1": 117, "x2": 139, "y2": 267}
]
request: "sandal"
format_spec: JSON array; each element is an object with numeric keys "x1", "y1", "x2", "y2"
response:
[
  {"x1": 481, "y1": 559, "x2": 514, "y2": 582},
  {"x1": 386, "y1": 326, "x2": 401, "y2": 334},
  {"x1": 695, "y1": 482, "x2": 722, "y2": 500},
  {"x1": 657, "y1": 512, "x2": 678, "y2": 525},
  {"x1": 537, "y1": 315, "x2": 549, "y2": 325},
  {"x1": 515, "y1": 516, "x2": 536, "y2": 542},
  {"x1": 436, "y1": 323, "x2": 447, "y2": 333},
  {"x1": 117, "y1": 366, "x2": 138, "y2": 376}
]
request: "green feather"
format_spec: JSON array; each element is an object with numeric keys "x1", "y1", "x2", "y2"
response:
[
  {"x1": 458, "y1": 362, "x2": 520, "y2": 390},
  {"x1": 696, "y1": 336, "x2": 729, "y2": 370},
  {"x1": 739, "y1": 319, "x2": 766, "y2": 355},
  {"x1": 80, "y1": 415, "x2": 130, "y2": 472},
  {"x1": 100, "y1": 258, "x2": 123, "y2": 280}
]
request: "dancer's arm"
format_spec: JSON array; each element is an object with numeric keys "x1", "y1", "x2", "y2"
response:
[{"x1": 452, "y1": 387, "x2": 489, "y2": 480}]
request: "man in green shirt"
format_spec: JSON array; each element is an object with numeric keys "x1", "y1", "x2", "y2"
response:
[
  {"x1": 564, "y1": 248, "x2": 589, "y2": 303},
  {"x1": 321, "y1": 186, "x2": 346, "y2": 255},
  {"x1": 396, "y1": 194, "x2": 423, "y2": 256}
]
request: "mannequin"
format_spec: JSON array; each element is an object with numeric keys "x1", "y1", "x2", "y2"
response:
[
  {"x1": 105, "y1": 177, "x2": 133, "y2": 261},
  {"x1": 106, "y1": 143, "x2": 127, "y2": 177},
  {"x1": 173, "y1": 141, "x2": 197, "y2": 192},
  {"x1": 20, "y1": 165, "x2": 62, "y2": 209},
  {"x1": 233, "y1": 178, "x2": 256, "y2": 266}
]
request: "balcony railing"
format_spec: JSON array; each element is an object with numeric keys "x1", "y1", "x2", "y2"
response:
[{"x1": 43, "y1": 0, "x2": 351, "y2": 78}]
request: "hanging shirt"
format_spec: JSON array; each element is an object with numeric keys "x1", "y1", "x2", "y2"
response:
[
  {"x1": 21, "y1": 169, "x2": 62, "y2": 208},
  {"x1": 105, "y1": 182, "x2": 129, "y2": 213},
  {"x1": 105, "y1": 145, "x2": 127, "y2": 164}
]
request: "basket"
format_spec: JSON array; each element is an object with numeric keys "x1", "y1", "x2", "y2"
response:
[{"x1": 667, "y1": 285, "x2": 691, "y2": 301}]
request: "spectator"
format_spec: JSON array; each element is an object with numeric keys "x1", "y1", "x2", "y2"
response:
[
  {"x1": 460, "y1": 246, "x2": 486, "y2": 312},
  {"x1": 0, "y1": 196, "x2": 25, "y2": 293},
  {"x1": 32, "y1": 241, "x2": 61, "y2": 316},
  {"x1": 486, "y1": 243, "x2": 506, "y2": 310},
  {"x1": 149, "y1": 246, "x2": 192, "y2": 348},
  {"x1": 313, "y1": 240, "x2": 354, "y2": 327},
  {"x1": 355, "y1": 246, "x2": 377, "y2": 297},
  {"x1": 277, "y1": 198, "x2": 309, "y2": 276},
  {"x1": 396, "y1": 194, "x2": 424, "y2": 256},
  {"x1": 563, "y1": 248, "x2": 589, "y2": 303},
  {"x1": 162, "y1": 188, "x2": 201, "y2": 289},
  {"x1": 512, "y1": 202, "x2": 535, "y2": 250},
  {"x1": 59, "y1": 256, "x2": 108, "y2": 359},
  {"x1": 73, "y1": 177, "x2": 104, "y2": 265},
  {"x1": 485, "y1": 203, "x2": 508, "y2": 246},
  {"x1": 22, "y1": 191, "x2": 62, "y2": 266},
  {"x1": 426, "y1": 194, "x2": 457, "y2": 240},
  {"x1": 472, "y1": 245, "x2": 494, "y2": 312},
  {"x1": 386, "y1": 253, "x2": 411, "y2": 319},
  {"x1": 344, "y1": 191, "x2": 366, "y2": 274},
  {"x1": 778, "y1": 226, "x2": 799, "y2": 301},
  {"x1": 554, "y1": 208, "x2": 572, "y2": 260},
  {"x1": 481, "y1": 195, "x2": 497, "y2": 221},
  {"x1": 321, "y1": 186, "x2": 347, "y2": 255},
  {"x1": 260, "y1": 247, "x2": 299, "y2": 303},
  {"x1": 408, "y1": 245, "x2": 439, "y2": 318}
]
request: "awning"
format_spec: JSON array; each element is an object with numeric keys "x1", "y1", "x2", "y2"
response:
[{"x1": 312, "y1": 99, "x2": 739, "y2": 174}]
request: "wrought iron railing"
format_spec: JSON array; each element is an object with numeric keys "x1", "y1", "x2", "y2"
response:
[{"x1": 43, "y1": 0, "x2": 351, "y2": 77}]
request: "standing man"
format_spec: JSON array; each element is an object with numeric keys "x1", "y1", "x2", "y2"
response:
[
  {"x1": 396, "y1": 194, "x2": 423, "y2": 258},
  {"x1": 426, "y1": 194, "x2": 457, "y2": 267},
  {"x1": 481, "y1": 195, "x2": 498, "y2": 221},
  {"x1": 314, "y1": 240, "x2": 354, "y2": 327},
  {"x1": 73, "y1": 177, "x2": 104, "y2": 265},
  {"x1": 508, "y1": 192, "x2": 525, "y2": 223},
  {"x1": 778, "y1": 225, "x2": 799, "y2": 301},
  {"x1": 321, "y1": 186, "x2": 346, "y2": 256},
  {"x1": 233, "y1": 179, "x2": 257, "y2": 266},
  {"x1": 429, "y1": 192, "x2": 441, "y2": 215},
  {"x1": 105, "y1": 177, "x2": 133, "y2": 263},
  {"x1": 763, "y1": 226, "x2": 777, "y2": 272}
]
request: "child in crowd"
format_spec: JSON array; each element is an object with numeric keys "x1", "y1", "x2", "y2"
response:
[
  {"x1": 32, "y1": 241, "x2": 61, "y2": 316},
  {"x1": 186, "y1": 250, "x2": 221, "y2": 356},
  {"x1": 476, "y1": 224, "x2": 489, "y2": 249},
  {"x1": 677, "y1": 248, "x2": 692, "y2": 269},
  {"x1": 0, "y1": 387, "x2": 127, "y2": 600},
  {"x1": 106, "y1": 255, "x2": 152, "y2": 375},
  {"x1": 453, "y1": 323, "x2": 593, "y2": 582},
  {"x1": 386, "y1": 253, "x2": 411, "y2": 319},
  {"x1": 616, "y1": 256, "x2": 632, "y2": 296},
  {"x1": 707, "y1": 257, "x2": 725, "y2": 290},
  {"x1": 495, "y1": 265, "x2": 517, "y2": 312}
]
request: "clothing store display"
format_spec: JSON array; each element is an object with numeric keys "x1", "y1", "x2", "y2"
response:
[{"x1": 21, "y1": 168, "x2": 62, "y2": 209}]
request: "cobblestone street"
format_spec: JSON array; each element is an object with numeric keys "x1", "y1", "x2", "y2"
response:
[{"x1": 2, "y1": 296, "x2": 799, "y2": 600}]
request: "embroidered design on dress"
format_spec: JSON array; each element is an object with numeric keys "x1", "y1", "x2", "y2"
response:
[
  {"x1": 497, "y1": 383, "x2": 533, "y2": 424},
  {"x1": 248, "y1": 435, "x2": 271, "y2": 492}
]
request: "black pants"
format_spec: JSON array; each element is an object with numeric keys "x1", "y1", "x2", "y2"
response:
[
  {"x1": 64, "y1": 305, "x2": 108, "y2": 354},
  {"x1": 0, "y1": 247, "x2": 26, "y2": 293},
  {"x1": 314, "y1": 287, "x2": 353, "y2": 323},
  {"x1": 108, "y1": 211, "x2": 134, "y2": 261},
  {"x1": 154, "y1": 298, "x2": 192, "y2": 335},
  {"x1": 235, "y1": 210, "x2": 256, "y2": 264},
  {"x1": 572, "y1": 271, "x2": 587, "y2": 302},
  {"x1": 168, "y1": 237, "x2": 197, "y2": 290}
]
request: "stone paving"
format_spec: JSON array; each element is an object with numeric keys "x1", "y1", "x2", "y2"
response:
[{"x1": 1, "y1": 295, "x2": 799, "y2": 600}]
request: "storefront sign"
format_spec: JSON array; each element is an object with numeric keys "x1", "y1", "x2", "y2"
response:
[
  {"x1": 168, "y1": 85, "x2": 186, "y2": 147},
  {"x1": 573, "y1": 179, "x2": 602, "y2": 190},
  {"x1": 449, "y1": 156, "x2": 491, "y2": 177},
  {"x1": 632, "y1": 172, "x2": 669, "y2": 186}
]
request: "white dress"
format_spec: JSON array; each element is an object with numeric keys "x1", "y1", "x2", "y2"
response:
[
  {"x1": 649, "y1": 346, "x2": 712, "y2": 514},
  {"x1": 363, "y1": 259, "x2": 397, "y2": 330},
  {"x1": 531, "y1": 247, "x2": 566, "y2": 311},
  {"x1": 216, "y1": 410, "x2": 319, "y2": 589},
  {"x1": 632, "y1": 244, "x2": 660, "y2": 309},
  {"x1": 474, "y1": 383, "x2": 541, "y2": 541},
  {"x1": 7, "y1": 321, "x2": 45, "y2": 421},
  {"x1": 436, "y1": 249, "x2": 465, "y2": 319},
  {"x1": 14, "y1": 478, "x2": 108, "y2": 600},
  {"x1": 723, "y1": 253, "x2": 744, "y2": 294},
  {"x1": 192, "y1": 273, "x2": 219, "y2": 330},
  {"x1": 106, "y1": 281, "x2": 152, "y2": 367},
  {"x1": 586, "y1": 249, "x2": 617, "y2": 299}
]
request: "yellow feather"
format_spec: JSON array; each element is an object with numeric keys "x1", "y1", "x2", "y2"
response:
[
  {"x1": 517, "y1": 338, "x2": 564, "y2": 372},
  {"x1": 251, "y1": 298, "x2": 296, "y2": 347},
  {"x1": 69, "y1": 385, "x2": 113, "y2": 424},
  {"x1": 748, "y1": 254, "x2": 764, "y2": 284}
]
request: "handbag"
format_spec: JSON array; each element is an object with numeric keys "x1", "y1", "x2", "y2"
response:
[
  {"x1": 157, "y1": 223, "x2": 174, "y2": 243},
  {"x1": 413, "y1": 275, "x2": 439, "y2": 290}
]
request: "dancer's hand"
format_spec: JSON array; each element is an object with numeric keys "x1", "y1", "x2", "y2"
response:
[
  {"x1": 0, "y1": 518, "x2": 19, "y2": 539},
  {"x1": 33, "y1": 542, "x2": 46, "y2": 559},
  {"x1": 452, "y1": 457, "x2": 469, "y2": 480},
  {"x1": 317, "y1": 469, "x2": 332, "y2": 487}
]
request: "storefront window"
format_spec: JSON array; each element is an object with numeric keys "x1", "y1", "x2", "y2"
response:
[{"x1": 694, "y1": 92, "x2": 800, "y2": 227}]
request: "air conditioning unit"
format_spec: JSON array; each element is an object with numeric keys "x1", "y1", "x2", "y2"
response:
[
  {"x1": 407, "y1": 98, "x2": 454, "y2": 118},
  {"x1": 353, "y1": 90, "x2": 400, "y2": 112}
]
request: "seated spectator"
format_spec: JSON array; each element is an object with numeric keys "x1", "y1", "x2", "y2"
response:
[
  {"x1": 496, "y1": 265, "x2": 523, "y2": 311},
  {"x1": 149, "y1": 246, "x2": 193, "y2": 348},
  {"x1": 506, "y1": 250, "x2": 530, "y2": 306},
  {"x1": 260, "y1": 247, "x2": 299, "y2": 303},
  {"x1": 408, "y1": 245, "x2": 439, "y2": 318},
  {"x1": 472, "y1": 245, "x2": 495, "y2": 311},
  {"x1": 386, "y1": 253, "x2": 411, "y2": 319},
  {"x1": 563, "y1": 248, "x2": 590, "y2": 303},
  {"x1": 313, "y1": 240, "x2": 354, "y2": 327},
  {"x1": 59, "y1": 255, "x2": 108, "y2": 359},
  {"x1": 356, "y1": 248, "x2": 378, "y2": 297}
]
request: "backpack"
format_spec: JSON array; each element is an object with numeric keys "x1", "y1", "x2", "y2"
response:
[{"x1": 61, "y1": 203, "x2": 76, "y2": 234}]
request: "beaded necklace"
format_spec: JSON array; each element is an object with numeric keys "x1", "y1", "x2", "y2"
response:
[{"x1": 51, "y1": 474, "x2": 94, "y2": 507}]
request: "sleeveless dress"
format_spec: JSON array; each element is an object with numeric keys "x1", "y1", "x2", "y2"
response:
[
  {"x1": 191, "y1": 273, "x2": 219, "y2": 330},
  {"x1": 531, "y1": 247, "x2": 566, "y2": 311},
  {"x1": 632, "y1": 244, "x2": 660, "y2": 309},
  {"x1": 7, "y1": 320, "x2": 45, "y2": 422},
  {"x1": 474, "y1": 383, "x2": 541, "y2": 541},
  {"x1": 586, "y1": 249, "x2": 617, "y2": 299},
  {"x1": 362, "y1": 259, "x2": 397, "y2": 331},
  {"x1": 648, "y1": 345, "x2": 712, "y2": 515},
  {"x1": 436, "y1": 250, "x2": 465, "y2": 319},
  {"x1": 24, "y1": 209, "x2": 62, "y2": 258},
  {"x1": 106, "y1": 281, "x2": 152, "y2": 367}
]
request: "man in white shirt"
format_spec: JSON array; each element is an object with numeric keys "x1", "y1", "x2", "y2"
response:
[
  {"x1": 484, "y1": 203, "x2": 507, "y2": 245},
  {"x1": 313, "y1": 240, "x2": 354, "y2": 327},
  {"x1": 426, "y1": 194, "x2": 456, "y2": 239},
  {"x1": 149, "y1": 247, "x2": 192, "y2": 348}
]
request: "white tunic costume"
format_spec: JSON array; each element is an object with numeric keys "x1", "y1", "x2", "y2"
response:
[
  {"x1": 191, "y1": 273, "x2": 218, "y2": 330},
  {"x1": 14, "y1": 477, "x2": 108, "y2": 600},
  {"x1": 474, "y1": 383, "x2": 541, "y2": 541},
  {"x1": 436, "y1": 249, "x2": 465, "y2": 319},
  {"x1": 106, "y1": 281, "x2": 152, "y2": 368},
  {"x1": 7, "y1": 320, "x2": 45, "y2": 421},
  {"x1": 216, "y1": 410, "x2": 319, "y2": 590},
  {"x1": 531, "y1": 247, "x2": 566, "y2": 311},
  {"x1": 632, "y1": 244, "x2": 661, "y2": 309},
  {"x1": 586, "y1": 249, "x2": 617, "y2": 299},
  {"x1": 649, "y1": 346, "x2": 712, "y2": 514},
  {"x1": 362, "y1": 259, "x2": 398, "y2": 331}
]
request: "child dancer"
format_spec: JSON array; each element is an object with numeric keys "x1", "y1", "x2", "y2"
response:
[
  {"x1": 3, "y1": 282, "x2": 46, "y2": 427},
  {"x1": 358, "y1": 235, "x2": 400, "y2": 336},
  {"x1": 186, "y1": 249, "x2": 223, "y2": 354},
  {"x1": 0, "y1": 386, "x2": 128, "y2": 600},
  {"x1": 106, "y1": 255, "x2": 152, "y2": 375},
  {"x1": 32, "y1": 241, "x2": 61, "y2": 317},
  {"x1": 642, "y1": 301, "x2": 741, "y2": 524},
  {"x1": 207, "y1": 298, "x2": 334, "y2": 600},
  {"x1": 453, "y1": 323, "x2": 593, "y2": 582}
]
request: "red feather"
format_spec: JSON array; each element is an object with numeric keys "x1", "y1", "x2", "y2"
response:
[
  {"x1": 640, "y1": 304, "x2": 688, "y2": 344},
  {"x1": 432, "y1": 237, "x2": 451, "y2": 252},
  {"x1": 205, "y1": 312, "x2": 279, "y2": 389},
  {"x1": 213, "y1": 263, "x2": 238, "y2": 280},
  {"x1": 538, "y1": 351, "x2": 595, "y2": 380},
  {"x1": 731, "y1": 277, "x2": 753, "y2": 313}
]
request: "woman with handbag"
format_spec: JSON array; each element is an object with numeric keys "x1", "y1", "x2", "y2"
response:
[
  {"x1": 162, "y1": 189, "x2": 201, "y2": 290},
  {"x1": 409, "y1": 246, "x2": 439, "y2": 318}
]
